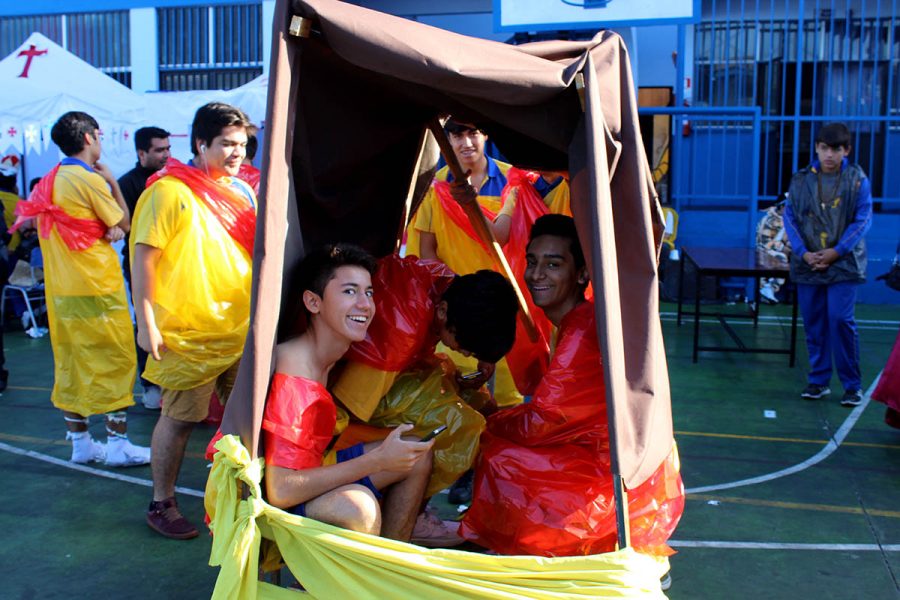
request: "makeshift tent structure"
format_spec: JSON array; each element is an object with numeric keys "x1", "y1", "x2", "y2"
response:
[
  {"x1": 208, "y1": 0, "x2": 675, "y2": 597},
  {"x1": 0, "y1": 33, "x2": 147, "y2": 183}
]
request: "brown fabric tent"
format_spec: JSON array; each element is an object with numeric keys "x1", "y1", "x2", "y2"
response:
[{"x1": 221, "y1": 0, "x2": 672, "y2": 494}]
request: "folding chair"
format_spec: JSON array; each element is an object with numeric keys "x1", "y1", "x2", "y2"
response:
[{"x1": 1, "y1": 247, "x2": 46, "y2": 332}]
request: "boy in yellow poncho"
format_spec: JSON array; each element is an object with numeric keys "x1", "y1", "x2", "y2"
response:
[
  {"x1": 132, "y1": 102, "x2": 257, "y2": 540},
  {"x1": 405, "y1": 119, "x2": 523, "y2": 409},
  {"x1": 15, "y1": 111, "x2": 150, "y2": 467}
]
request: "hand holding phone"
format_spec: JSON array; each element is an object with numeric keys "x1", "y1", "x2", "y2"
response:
[{"x1": 419, "y1": 424, "x2": 448, "y2": 443}]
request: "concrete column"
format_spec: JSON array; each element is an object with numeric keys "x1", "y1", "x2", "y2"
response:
[{"x1": 129, "y1": 7, "x2": 159, "y2": 92}]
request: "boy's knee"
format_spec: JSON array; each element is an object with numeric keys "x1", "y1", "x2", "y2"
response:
[{"x1": 333, "y1": 485, "x2": 381, "y2": 534}]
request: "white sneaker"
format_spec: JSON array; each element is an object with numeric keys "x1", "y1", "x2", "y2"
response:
[
  {"x1": 69, "y1": 434, "x2": 106, "y2": 464},
  {"x1": 142, "y1": 386, "x2": 162, "y2": 410},
  {"x1": 105, "y1": 437, "x2": 151, "y2": 467}
]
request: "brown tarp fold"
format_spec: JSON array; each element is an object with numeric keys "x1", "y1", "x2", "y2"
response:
[{"x1": 221, "y1": 0, "x2": 672, "y2": 490}]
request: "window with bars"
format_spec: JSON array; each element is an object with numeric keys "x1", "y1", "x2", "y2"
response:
[
  {"x1": 0, "y1": 12, "x2": 131, "y2": 87},
  {"x1": 693, "y1": 8, "x2": 900, "y2": 202},
  {"x1": 157, "y1": 3, "x2": 263, "y2": 91}
]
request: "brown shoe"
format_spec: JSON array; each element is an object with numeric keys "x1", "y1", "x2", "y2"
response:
[{"x1": 146, "y1": 497, "x2": 199, "y2": 540}]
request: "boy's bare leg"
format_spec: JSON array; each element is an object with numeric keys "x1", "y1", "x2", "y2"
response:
[
  {"x1": 371, "y1": 449, "x2": 434, "y2": 541},
  {"x1": 305, "y1": 484, "x2": 381, "y2": 534},
  {"x1": 151, "y1": 414, "x2": 194, "y2": 501}
]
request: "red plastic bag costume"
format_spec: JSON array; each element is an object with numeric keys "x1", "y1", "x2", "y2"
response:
[
  {"x1": 344, "y1": 255, "x2": 455, "y2": 374},
  {"x1": 460, "y1": 300, "x2": 685, "y2": 557}
]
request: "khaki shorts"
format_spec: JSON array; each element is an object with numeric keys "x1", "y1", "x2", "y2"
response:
[{"x1": 160, "y1": 360, "x2": 240, "y2": 423}]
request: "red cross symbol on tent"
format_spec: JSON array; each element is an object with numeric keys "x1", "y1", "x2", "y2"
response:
[
  {"x1": 7, "y1": 127, "x2": 17, "y2": 137},
  {"x1": 17, "y1": 44, "x2": 48, "y2": 78}
]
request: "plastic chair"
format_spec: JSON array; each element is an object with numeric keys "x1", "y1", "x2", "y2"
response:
[{"x1": 1, "y1": 247, "x2": 46, "y2": 332}]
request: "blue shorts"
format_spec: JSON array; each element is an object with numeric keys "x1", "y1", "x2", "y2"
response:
[{"x1": 288, "y1": 442, "x2": 382, "y2": 518}]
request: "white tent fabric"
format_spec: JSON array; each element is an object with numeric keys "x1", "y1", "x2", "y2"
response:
[
  {"x1": 146, "y1": 75, "x2": 268, "y2": 163},
  {"x1": 0, "y1": 32, "x2": 147, "y2": 182},
  {"x1": 0, "y1": 33, "x2": 268, "y2": 187}
]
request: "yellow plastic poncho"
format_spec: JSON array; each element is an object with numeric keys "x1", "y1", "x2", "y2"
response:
[
  {"x1": 130, "y1": 176, "x2": 253, "y2": 390},
  {"x1": 206, "y1": 434, "x2": 668, "y2": 600},
  {"x1": 41, "y1": 164, "x2": 136, "y2": 415},
  {"x1": 0, "y1": 189, "x2": 23, "y2": 251},
  {"x1": 405, "y1": 163, "x2": 523, "y2": 408}
]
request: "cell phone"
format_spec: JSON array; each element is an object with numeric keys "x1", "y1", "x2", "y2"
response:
[
  {"x1": 460, "y1": 370, "x2": 483, "y2": 380},
  {"x1": 419, "y1": 425, "x2": 448, "y2": 442}
]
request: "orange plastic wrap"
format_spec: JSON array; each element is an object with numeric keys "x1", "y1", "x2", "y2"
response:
[
  {"x1": 460, "y1": 301, "x2": 684, "y2": 557},
  {"x1": 345, "y1": 254, "x2": 455, "y2": 372}
]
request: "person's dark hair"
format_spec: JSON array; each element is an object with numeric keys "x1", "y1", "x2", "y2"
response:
[
  {"x1": 527, "y1": 214, "x2": 586, "y2": 272},
  {"x1": 245, "y1": 134, "x2": 258, "y2": 161},
  {"x1": 444, "y1": 118, "x2": 484, "y2": 136},
  {"x1": 134, "y1": 126, "x2": 171, "y2": 152},
  {"x1": 0, "y1": 172, "x2": 15, "y2": 193},
  {"x1": 29, "y1": 177, "x2": 41, "y2": 193},
  {"x1": 816, "y1": 122, "x2": 852, "y2": 150},
  {"x1": 50, "y1": 111, "x2": 99, "y2": 157},
  {"x1": 442, "y1": 270, "x2": 518, "y2": 363},
  {"x1": 296, "y1": 243, "x2": 377, "y2": 315},
  {"x1": 190, "y1": 102, "x2": 254, "y2": 156}
]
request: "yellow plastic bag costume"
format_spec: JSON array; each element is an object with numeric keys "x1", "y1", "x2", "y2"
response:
[
  {"x1": 365, "y1": 359, "x2": 487, "y2": 497},
  {"x1": 406, "y1": 163, "x2": 523, "y2": 407},
  {"x1": 206, "y1": 434, "x2": 668, "y2": 600},
  {"x1": 34, "y1": 163, "x2": 136, "y2": 415},
  {"x1": 0, "y1": 189, "x2": 23, "y2": 251},
  {"x1": 130, "y1": 175, "x2": 253, "y2": 389}
]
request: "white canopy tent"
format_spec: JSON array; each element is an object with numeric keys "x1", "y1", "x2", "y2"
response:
[
  {"x1": 0, "y1": 33, "x2": 268, "y2": 189},
  {"x1": 0, "y1": 33, "x2": 147, "y2": 186}
]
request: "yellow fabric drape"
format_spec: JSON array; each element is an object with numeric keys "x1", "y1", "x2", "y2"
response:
[{"x1": 207, "y1": 435, "x2": 668, "y2": 600}]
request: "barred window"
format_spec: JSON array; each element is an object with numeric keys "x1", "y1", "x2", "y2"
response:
[{"x1": 158, "y1": 3, "x2": 263, "y2": 91}]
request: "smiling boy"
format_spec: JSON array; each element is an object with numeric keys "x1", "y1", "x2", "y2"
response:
[{"x1": 132, "y1": 102, "x2": 258, "y2": 539}]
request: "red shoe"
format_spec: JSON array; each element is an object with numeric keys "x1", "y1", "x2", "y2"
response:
[{"x1": 146, "y1": 497, "x2": 199, "y2": 540}]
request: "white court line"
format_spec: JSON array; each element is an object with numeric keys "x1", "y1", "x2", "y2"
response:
[
  {"x1": 0, "y1": 441, "x2": 204, "y2": 498},
  {"x1": 686, "y1": 373, "x2": 882, "y2": 494},
  {"x1": 659, "y1": 312, "x2": 899, "y2": 331},
  {"x1": 670, "y1": 540, "x2": 900, "y2": 552}
]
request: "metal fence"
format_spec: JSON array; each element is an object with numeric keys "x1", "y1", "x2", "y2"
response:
[
  {"x1": 157, "y1": 3, "x2": 263, "y2": 91},
  {"x1": 0, "y1": 11, "x2": 131, "y2": 87},
  {"x1": 692, "y1": 0, "x2": 900, "y2": 210}
]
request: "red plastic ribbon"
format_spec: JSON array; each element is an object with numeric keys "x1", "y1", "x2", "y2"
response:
[
  {"x1": 11, "y1": 165, "x2": 106, "y2": 251},
  {"x1": 147, "y1": 158, "x2": 256, "y2": 255}
]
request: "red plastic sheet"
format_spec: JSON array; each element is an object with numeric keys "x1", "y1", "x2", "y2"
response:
[
  {"x1": 262, "y1": 373, "x2": 337, "y2": 470},
  {"x1": 345, "y1": 254, "x2": 455, "y2": 372},
  {"x1": 12, "y1": 165, "x2": 106, "y2": 251},
  {"x1": 460, "y1": 301, "x2": 684, "y2": 556},
  {"x1": 147, "y1": 158, "x2": 256, "y2": 255},
  {"x1": 237, "y1": 163, "x2": 261, "y2": 196}
]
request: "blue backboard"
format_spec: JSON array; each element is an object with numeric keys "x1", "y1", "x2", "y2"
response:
[{"x1": 494, "y1": 0, "x2": 700, "y2": 32}]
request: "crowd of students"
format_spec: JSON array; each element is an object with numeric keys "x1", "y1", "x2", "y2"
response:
[{"x1": 9, "y1": 105, "x2": 685, "y2": 565}]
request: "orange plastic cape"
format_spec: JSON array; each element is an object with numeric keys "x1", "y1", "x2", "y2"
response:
[
  {"x1": 460, "y1": 300, "x2": 685, "y2": 557},
  {"x1": 345, "y1": 255, "x2": 455, "y2": 372},
  {"x1": 12, "y1": 165, "x2": 106, "y2": 250},
  {"x1": 147, "y1": 158, "x2": 256, "y2": 255}
]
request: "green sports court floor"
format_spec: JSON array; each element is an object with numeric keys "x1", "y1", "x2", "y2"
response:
[{"x1": 0, "y1": 300, "x2": 898, "y2": 599}]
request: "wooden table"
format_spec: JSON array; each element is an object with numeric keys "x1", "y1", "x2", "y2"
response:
[{"x1": 676, "y1": 246, "x2": 799, "y2": 365}]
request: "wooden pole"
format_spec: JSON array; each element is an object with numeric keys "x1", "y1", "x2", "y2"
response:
[{"x1": 426, "y1": 118, "x2": 539, "y2": 342}]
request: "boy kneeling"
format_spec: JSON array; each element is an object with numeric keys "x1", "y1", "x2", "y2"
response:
[{"x1": 263, "y1": 244, "x2": 434, "y2": 540}]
